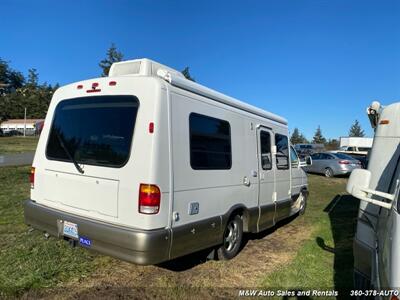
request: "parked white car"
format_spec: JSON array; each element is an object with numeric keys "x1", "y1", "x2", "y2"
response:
[
  {"x1": 24, "y1": 59, "x2": 310, "y2": 265},
  {"x1": 347, "y1": 101, "x2": 400, "y2": 293}
]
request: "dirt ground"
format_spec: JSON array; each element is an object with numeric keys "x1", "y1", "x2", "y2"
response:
[{"x1": 24, "y1": 214, "x2": 312, "y2": 300}]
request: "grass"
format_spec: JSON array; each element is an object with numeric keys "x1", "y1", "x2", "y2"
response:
[
  {"x1": 0, "y1": 168, "x2": 357, "y2": 298},
  {"x1": 260, "y1": 175, "x2": 359, "y2": 299},
  {"x1": 0, "y1": 136, "x2": 39, "y2": 154},
  {"x1": 0, "y1": 166, "x2": 98, "y2": 298}
]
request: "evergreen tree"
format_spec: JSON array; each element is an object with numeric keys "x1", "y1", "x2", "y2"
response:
[
  {"x1": 181, "y1": 67, "x2": 195, "y2": 82},
  {"x1": 312, "y1": 126, "x2": 326, "y2": 144},
  {"x1": 349, "y1": 120, "x2": 365, "y2": 137},
  {"x1": 99, "y1": 43, "x2": 124, "y2": 77},
  {"x1": 27, "y1": 68, "x2": 39, "y2": 87},
  {"x1": 290, "y1": 128, "x2": 308, "y2": 144}
]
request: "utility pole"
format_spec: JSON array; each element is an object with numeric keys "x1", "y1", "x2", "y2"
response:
[{"x1": 24, "y1": 107, "x2": 27, "y2": 137}]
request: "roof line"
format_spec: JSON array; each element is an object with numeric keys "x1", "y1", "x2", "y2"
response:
[{"x1": 156, "y1": 69, "x2": 288, "y2": 125}]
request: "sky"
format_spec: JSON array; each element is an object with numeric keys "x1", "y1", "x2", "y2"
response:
[{"x1": 2, "y1": 0, "x2": 399, "y2": 140}]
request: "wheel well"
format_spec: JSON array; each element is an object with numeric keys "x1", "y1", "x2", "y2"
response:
[{"x1": 230, "y1": 207, "x2": 247, "y2": 231}]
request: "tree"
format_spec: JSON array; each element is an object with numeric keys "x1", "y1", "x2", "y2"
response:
[
  {"x1": 349, "y1": 120, "x2": 365, "y2": 137},
  {"x1": 27, "y1": 68, "x2": 39, "y2": 87},
  {"x1": 0, "y1": 63, "x2": 56, "y2": 121},
  {"x1": 312, "y1": 126, "x2": 326, "y2": 144},
  {"x1": 0, "y1": 58, "x2": 25, "y2": 94},
  {"x1": 290, "y1": 128, "x2": 308, "y2": 144},
  {"x1": 99, "y1": 43, "x2": 124, "y2": 77},
  {"x1": 181, "y1": 66, "x2": 195, "y2": 82},
  {"x1": 325, "y1": 138, "x2": 340, "y2": 150}
]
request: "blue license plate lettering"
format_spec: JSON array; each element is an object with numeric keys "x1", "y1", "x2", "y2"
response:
[{"x1": 79, "y1": 236, "x2": 91, "y2": 247}]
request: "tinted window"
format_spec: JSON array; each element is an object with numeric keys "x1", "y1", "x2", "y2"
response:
[
  {"x1": 290, "y1": 146, "x2": 299, "y2": 168},
  {"x1": 189, "y1": 113, "x2": 231, "y2": 170},
  {"x1": 311, "y1": 153, "x2": 321, "y2": 160},
  {"x1": 260, "y1": 131, "x2": 272, "y2": 170},
  {"x1": 334, "y1": 153, "x2": 355, "y2": 160},
  {"x1": 275, "y1": 134, "x2": 289, "y2": 170},
  {"x1": 46, "y1": 96, "x2": 139, "y2": 167},
  {"x1": 320, "y1": 153, "x2": 333, "y2": 159}
]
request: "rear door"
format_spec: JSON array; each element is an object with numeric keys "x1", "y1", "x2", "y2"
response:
[
  {"x1": 274, "y1": 133, "x2": 291, "y2": 221},
  {"x1": 36, "y1": 95, "x2": 139, "y2": 220},
  {"x1": 257, "y1": 127, "x2": 275, "y2": 230}
]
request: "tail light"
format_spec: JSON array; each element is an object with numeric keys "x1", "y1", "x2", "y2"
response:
[
  {"x1": 339, "y1": 160, "x2": 350, "y2": 165},
  {"x1": 139, "y1": 184, "x2": 161, "y2": 214},
  {"x1": 29, "y1": 167, "x2": 35, "y2": 189}
]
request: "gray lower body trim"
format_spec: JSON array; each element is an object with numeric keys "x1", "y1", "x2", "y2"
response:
[
  {"x1": 170, "y1": 216, "x2": 222, "y2": 259},
  {"x1": 274, "y1": 198, "x2": 293, "y2": 222},
  {"x1": 258, "y1": 204, "x2": 275, "y2": 231},
  {"x1": 354, "y1": 237, "x2": 373, "y2": 280},
  {"x1": 24, "y1": 200, "x2": 171, "y2": 265}
]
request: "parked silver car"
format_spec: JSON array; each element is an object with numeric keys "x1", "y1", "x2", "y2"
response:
[{"x1": 305, "y1": 152, "x2": 362, "y2": 177}]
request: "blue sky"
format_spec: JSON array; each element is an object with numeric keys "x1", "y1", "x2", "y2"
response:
[{"x1": 2, "y1": 0, "x2": 399, "y2": 139}]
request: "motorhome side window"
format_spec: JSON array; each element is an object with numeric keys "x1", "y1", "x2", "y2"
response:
[
  {"x1": 189, "y1": 113, "x2": 232, "y2": 170},
  {"x1": 260, "y1": 131, "x2": 272, "y2": 170},
  {"x1": 290, "y1": 146, "x2": 299, "y2": 168},
  {"x1": 275, "y1": 134, "x2": 289, "y2": 169},
  {"x1": 46, "y1": 96, "x2": 139, "y2": 167}
]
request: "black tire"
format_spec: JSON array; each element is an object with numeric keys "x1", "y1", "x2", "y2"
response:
[
  {"x1": 324, "y1": 167, "x2": 334, "y2": 178},
  {"x1": 298, "y1": 191, "x2": 307, "y2": 215},
  {"x1": 217, "y1": 215, "x2": 243, "y2": 260}
]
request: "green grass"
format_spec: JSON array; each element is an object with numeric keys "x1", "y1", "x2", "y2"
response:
[
  {"x1": 0, "y1": 166, "x2": 97, "y2": 297},
  {"x1": 260, "y1": 175, "x2": 359, "y2": 298},
  {"x1": 0, "y1": 168, "x2": 357, "y2": 298},
  {"x1": 0, "y1": 136, "x2": 39, "y2": 154}
]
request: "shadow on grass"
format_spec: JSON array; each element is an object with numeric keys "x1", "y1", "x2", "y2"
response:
[
  {"x1": 159, "y1": 213, "x2": 299, "y2": 272},
  {"x1": 316, "y1": 194, "x2": 360, "y2": 294}
]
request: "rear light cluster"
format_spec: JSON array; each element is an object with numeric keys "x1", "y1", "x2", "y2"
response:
[
  {"x1": 76, "y1": 81, "x2": 117, "y2": 91},
  {"x1": 29, "y1": 167, "x2": 35, "y2": 189},
  {"x1": 339, "y1": 160, "x2": 350, "y2": 165},
  {"x1": 139, "y1": 184, "x2": 161, "y2": 214}
]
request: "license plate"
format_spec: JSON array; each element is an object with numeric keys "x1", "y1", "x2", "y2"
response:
[{"x1": 63, "y1": 221, "x2": 78, "y2": 239}]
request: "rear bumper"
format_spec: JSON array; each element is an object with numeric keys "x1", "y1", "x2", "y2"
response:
[
  {"x1": 335, "y1": 166, "x2": 361, "y2": 175},
  {"x1": 24, "y1": 199, "x2": 171, "y2": 265}
]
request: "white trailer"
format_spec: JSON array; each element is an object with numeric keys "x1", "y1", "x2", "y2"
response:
[
  {"x1": 24, "y1": 59, "x2": 309, "y2": 265},
  {"x1": 339, "y1": 137, "x2": 373, "y2": 155}
]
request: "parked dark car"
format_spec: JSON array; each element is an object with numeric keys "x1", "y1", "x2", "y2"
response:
[{"x1": 4, "y1": 130, "x2": 23, "y2": 136}]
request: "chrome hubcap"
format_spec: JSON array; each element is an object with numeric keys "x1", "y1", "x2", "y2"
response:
[
  {"x1": 299, "y1": 194, "x2": 305, "y2": 211},
  {"x1": 224, "y1": 221, "x2": 239, "y2": 252}
]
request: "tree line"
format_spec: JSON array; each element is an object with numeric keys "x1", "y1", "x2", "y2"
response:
[
  {"x1": 0, "y1": 43, "x2": 195, "y2": 121},
  {"x1": 291, "y1": 120, "x2": 365, "y2": 150},
  {"x1": 1, "y1": 43, "x2": 366, "y2": 149}
]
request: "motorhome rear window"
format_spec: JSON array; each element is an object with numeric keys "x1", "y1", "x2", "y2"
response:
[
  {"x1": 46, "y1": 96, "x2": 139, "y2": 167},
  {"x1": 189, "y1": 113, "x2": 231, "y2": 170}
]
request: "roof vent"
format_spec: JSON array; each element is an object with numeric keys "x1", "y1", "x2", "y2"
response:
[{"x1": 109, "y1": 58, "x2": 185, "y2": 78}]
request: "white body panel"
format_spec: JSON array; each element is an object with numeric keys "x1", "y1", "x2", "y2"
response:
[
  {"x1": 353, "y1": 102, "x2": 400, "y2": 290},
  {"x1": 339, "y1": 137, "x2": 373, "y2": 148},
  {"x1": 30, "y1": 59, "x2": 308, "y2": 262}
]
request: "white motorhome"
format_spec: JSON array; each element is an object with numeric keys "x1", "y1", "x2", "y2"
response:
[
  {"x1": 347, "y1": 101, "x2": 400, "y2": 292},
  {"x1": 24, "y1": 59, "x2": 309, "y2": 265}
]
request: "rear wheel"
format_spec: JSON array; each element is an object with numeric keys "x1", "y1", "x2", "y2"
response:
[
  {"x1": 217, "y1": 215, "x2": 243, "y2": 260},
  {"x1": 324, "y1": 167, "x2": 334, "y2": 178}
]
